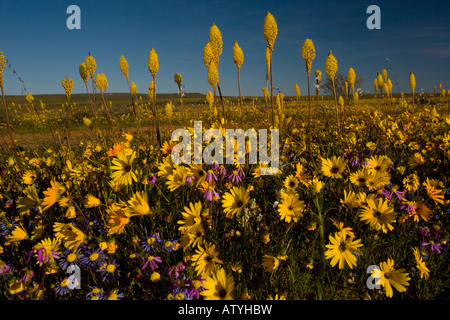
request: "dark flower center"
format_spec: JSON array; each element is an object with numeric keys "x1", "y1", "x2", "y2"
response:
[
  {"x1": 205, "y1": 256, "x2": 212, "y2": 262},
  {"x1": 289, "y1": 181, "x2": 295, "y2": 187},
  {"x1": 384, "y1": 272, "x2": 390, "y2": 279},
  {"x1": 198, "y1": 170, "x2": 205, "y2": 177},
  {"x1": 236, "y1": 200, "x2": 244, "y2": 208},
  {"x1": 331, "y1": 166, "x2": 339, "y2": 174},
  {"x1": 219, "y1": 288, "x2": 227, "y2": 298},
  {"x1": 373, "y1": 210, "x2": 382, "y2": 218},
  {"x1": 339, "y1": 241, "x2": 347, "y2": 251},
  {"x1": 124, "y1": 164, "x2": 131, "y2": 172},
  {"x1": 288, "y1": 205, "x2": 294, "y2": 211}
]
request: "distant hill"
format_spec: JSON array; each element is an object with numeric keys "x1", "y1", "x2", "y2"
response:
[{"x1": 3, "y1": 92, "x2": 208, "y2": 105}]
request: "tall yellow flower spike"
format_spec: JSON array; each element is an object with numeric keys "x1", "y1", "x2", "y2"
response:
[
  {"x1": 130, "y1": 81, "x2": 137, "y2": 95},
  {"x1": 203, "y1": 42, "x2": 214, "y2": 68},
  {"x1": 95, "y1": 73, "x2": 108, "y2": 92},
  {"x1": 207, "y1": 62, "x2": 219, "y2": 88},
  {"x1": 119, "y1": 55, "x2": 129, "y2": 80},
  {"x1": 387, "y1": 78, "x2": 393, "y2": 95},
  {"x1": 382, "y1": 69, "x2": 388, "y2": 82},
  {"x1": 174, "y1": 73, "x2": 182, "y2": 87},
  {"x1": 410, "y1": 71, "x2": 416, "y2": 107},
  {"x1": 377, "y1": 72, "x2": 384, "y2": 94},
  {"x1": 233, "y1": 40, "x2": 245, "y2": 123},
  {"x1": 302, "y1": 38, "x2": 316, "y2": 160},
  {"x1": 324, "y1": 50, "x2": 337, "y2": 80},
  {"x1": 409, "y1": 71, "x2": 416, "y2": 93},
  {"x1": 206, "y1": 90, "x2": 214, "y2": 108},
  {"x1": 62, "y1": 77, "x2": 74, "y2": 99},
  {"x1": 148, "y1": 48, "x2": 159, "y2": 79},
  {"x1": 232, "y1": 41, "x2": 244, "y2": 70},
  {"x1": 264, "y1": 12, "x2": 278, "y2": 52},
  {"x1": 79, "y1": 62, "x2": 89, "y2": 83},
  {"x1": 85, "y1": 55, "x2": 96, "y2": 79},
  {"x1": 301, "y1": 39, "x2": 316, "y2": 76},
  {"x1": 383, "y1": 82, "x2": 390, "y2": 97},
  {"x1": 294, "y1": 83, "x2": 301, "y2": 99},
  {"x1": 325, "y1": 50, "x2": 341, "y2": 129},
  {"x1": 25, "y1": 93, "x2": 34, "y2": 104},
  {"x1": 209, "y1": 23, "x2": 223, "y2": 67},
  {"x1": 347, "y1": 66, "x2": 356, "y2": 94}
]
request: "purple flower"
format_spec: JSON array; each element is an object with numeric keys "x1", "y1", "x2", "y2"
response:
[
  {"x1": 202, "y1": 182, "x2": 219, "y2": 201},
  {"x1": 19, "y1": 269, "x2": 34, "y2": 284},
  {"x1": 97, "y1": 259, "x2": 121, "y2": 284},
  {"x1": 148, "y1": 173, "x2": 157, "y2": 184},
  {"x1": 421, "y1": 242, "x2": 443, "y2": 254},
  {"x1": 58, "y1": 251, "x2": 83, "y2": 271},
  {"x1": 140, "y1": 255, "x2": 162, "y2": 271},
  {"x1": 399, "y1": 202, "x2": 417, "y2": 214},
  {"x1": 205, "y1": 169, "x2": 217, "y2": 182},
  {"x1": 419, "y1": 228, "x2": 431, "y2": 237},
  {"x1": 0, "y1": 262, "x2": 10, "y2": 274},
  {"x1": 210, "y1": 163, "x2": 226, "y2": 176},
  {"x1": 350, "y1": 158, "x2": 361, "y2": 167},
  {"x1": 185, "y1": 276, "x2": 206, "y2": 300},
  {"x1": 80, "y1": 248, "x2": 107, "y2": 269},
  {"x1": 55, "y1": 278, "x2": 71, "y2": 296},
  {"x1": 166, "y1": 262, "x2": 186, "y2": 278},
  {"x1": 226, "y1": 170, "x2": 242, "y2": 184},
  {"x1": 381, "y1": 185, "x2": 405, "y2": 201},
  {"x1": 27, "y1": 246, "x2": 60, "y2": 265},
  {"x1": 162, "y1": 239, "x2": 178, "y2": 253},
  {"x1": 141, "y1": 233, "x2": 162, "y2": 253},
  {"x1": 168, "y1": 275, "x2": 191, "y2": 291},
  {"x1": 86, "y1": 286, "x2": 104, "y2": 300}
]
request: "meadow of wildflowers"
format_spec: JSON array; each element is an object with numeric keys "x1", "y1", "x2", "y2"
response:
[{"x1": 0, "y1": 12, "x2": 449, "y2": 302}]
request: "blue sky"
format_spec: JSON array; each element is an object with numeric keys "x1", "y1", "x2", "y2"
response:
[{"x1": 1, "y1": 0, "x2": 449, "y2": 97}]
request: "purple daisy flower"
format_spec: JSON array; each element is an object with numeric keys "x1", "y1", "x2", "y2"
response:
[
  {"x1": 97, "y1": 259, "x2": 120, "y2": 284},
  {"x1": 185, "y1": 276, "x2": 206, "y2": 300},
  {"x1": 166, "y1": 262, "x2": 186, "y2": 278},
  {"x1": 0, "y1": 262, "x2": 10, "y2": 274},
  {"x1": 148, "y1": 173, "x2": 157, "y2": 184},
  {"x1": 421, "y1": 242, "x2": 443, "y2": 254},
  {"x1": 162, "y1": 239, "x2": 178, "y2": 253},
  {"x1": 140, "y1": 255, "x2": 163, "y2": 271},
  {"x1": 205, "y1": 169, "x2": 217, "y2": 182},
  {"x1": 80, "y1": 248, "x2": 107, "y2": 269},
  {"x1": 226, "y1": 170, "x2": 242, "y2": 184},
  {"x1": 26, "y1": 245, "x2": 60, "y2": 265},
  {"x1": 202, "y1": 186, "x2": 219, "y2": 202},
  {"x1": 141, "y1": 233, "x2": 161, "y2": 252},
  {"x1": 86, "y1": 286, "x2": 105, "y2": 300},
  {"x1": 55, "y1": 278, "x2": 72, "y2": 296},
  {"x1": 58, "y1": 250, "x2": 84, "y2": 271},
  {"x1": 18, "y1": 269, "x2": 34, "y2": 284}
]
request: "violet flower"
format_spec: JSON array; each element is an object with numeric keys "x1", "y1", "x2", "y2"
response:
[{"x1": 141, "y1": 255, "x2": 162, "y2": 271}]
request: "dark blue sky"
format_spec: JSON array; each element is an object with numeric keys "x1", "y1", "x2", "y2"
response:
[{"x1": 1, "y1": 0, "x2": 449, "y2": 97}]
